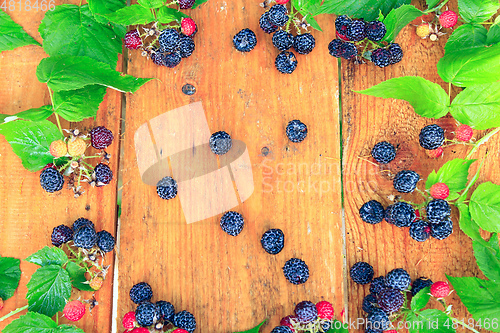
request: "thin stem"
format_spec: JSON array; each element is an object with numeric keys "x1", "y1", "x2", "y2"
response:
[
  {"x1": 424, "y1": 0, "x2": 450, "y2": 13},
  {"x1": 47, "y1": 87, "x2": 63, "y2": 135},
  {"x1": 466, "y1": 127, "x2": 500, "y2": 159},
  {"x1": 285, "y1": 4, "x2": 294, "y2": 32},
  {"x1": 0, "y1": 304, "x2": 29, "y2": 322},
  {"x1": 448, "y1": 315, "x2": 481, "y2": 333},
  {"x1": 56, "y1": 313, "x2": 58, "y2": 325},
  {"x1": 448, "y1": 82, "x2": 451, "y2": 102},
  {"x1": 54, "y1": 114, "x2": 63, "y2": 136}
]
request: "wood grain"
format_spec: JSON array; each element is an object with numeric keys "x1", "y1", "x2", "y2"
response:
[
  {"x1": 342, "y1": 0, "x2": 500, "y2": 330},
  {"x1": 117, "y1": 2, "x2": 344, "y2": 332},
  {"x1": 0, "y1": 4, "x2": 121, "y2": 331}
]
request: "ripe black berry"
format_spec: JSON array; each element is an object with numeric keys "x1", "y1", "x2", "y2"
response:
[
  {"x1": 97, "y1": 230, "x2": 115, "y2": 253},
  {"x1": 130, "y1": 282, "x2": 153, "y2": 304},
  {"x1": 385, "y1": 202, "x2": 415, "y2": 227},
  {"x1": 335, "y1": 15, "x2": 352, "y2": 37},
  {"x1": 40, "y1": 167, "x2": 64, "y2": 193},
  {"x1": 371, "y1": 141, "x2": 396, "y2": 164},
  {"x1": 346, "y1": 20, "x2": 367, "y2": 41},
  {"x1": 73, "y1": 226, "x2": 97, "y2": 249},
  {"x1": 370, "y1": 276, "x2": 387, "y2": 295},
  {"x1": 365, "y1": 21, "x2": 386, "y2": 41},
  {"x1": 371, "y1": 48, "x2": 391, "y2": 68},
  {"x1": 328, "y1": 38, "x2": 344, "y2": 58},
  {"x1": 271, "y1": 326, "x2": 293, "y2": 333},
  {"x1": 273, "y1": 30, "x2": 294, "y2": 51},
  {"x1": 233, "y1": 28, "x2": 257, "y2": 52},
  {"x1": 136, "y1": 301, "x2": 158, "y2": 327},
  {"x1": 393, "y1": 170, "x2": 420, "y2": 193},
  {"x1": 293, "y1": 33, "x2": 315, "y2": 55},
  {"x1": 275, "y1": 51, "x2": 298, "y2": 74},
  {"x1": 388, "y1": 43, "x2": 403, "y2": 64},
  {"x1": 385, "y1": 268, "x2": 411, "y2": 291},
  {"x1": 340, "y1": 42, "x2": 357, "y2": 60},
  {"x1": 268, "y1": 4, "x2": 289, "y2": 26},
  {"x1": 94, "y1": 163, "x2": 113, "y2": 186},
  {"x1": 156, "y1": 176, "x2": 178, "y2": 200},
  {"x1": 178, "y1": 0, "x2": 194, "y2": 9},
  {"x1": 259, "y1": 11, "x2": 278, "y2": 34},
  {"x1": 72, "y1": 217, "x2": 94, "y2": 232},
  {"x1": 283, "y1": 258, "x2": 309, "y2": 285},
  {"x1": 412, "y1": 277, "x2": 433, "y2": 296},
  {"x1": 159, "y1": 29, "x2": 180, "y2": 52},
  {"x1": 286, "y1": 119, "x2": 307, "y2": 142},
  {"x1": 220, "y1": 211, "x2": 244, "y2": 236},
  {"x1": 261, "y1": 228, "x2": 285, "y2": 254},
  {"x1": 179, "y1": 35, "x2": 195, "y2": 58},
  {"x1": 156, "y1": 301, "x2": 175, "y2": 322},
  {"x1": 362, "y1": 294, "x2": 379, "y2": 314},
  {"x1": 163, "y1": 52, "x2": 182, "y2": 68},
  {"x1": 51, "y1": 225, "x2": 73, "y2": 247},
  {"x1": 367, "y1": 308, "x2": 390, "y2": 331},
  {"x1": 419, "y1": 124, "x2": 445, "y2": 150},
  {"x1": 409, "y1": 220, "x2": 431, "y2": 242},
  {"x1": 430, "y1": 219, "x2": 453, "y2": 240},
  {"x1": 90, "y1": 126, "x2": 114, "y2": 149},
  {"x1": 350, "y1": 262, "x2": 374, "y2": 284},
  {"x1": 359, "y1": 200, "x2": 385, "y2": 224},
  {"x1": 377, "y1": 288, "x2": 404, "y2": 313},
  {"x1": 426, "y1": 199, "x2": 451, "y2": 223},
  {"x1": 294, "y1": 301, "x2": 317, "y2": 323},
  {"x1": 209, "y1": 131, "x2": 232, "y2": 155},
  {"x1": 173, "y1": 310, "x2": 196, "y2": 333}
]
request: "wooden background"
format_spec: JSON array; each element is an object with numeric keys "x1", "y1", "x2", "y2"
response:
[{"x1": 1, "y1": 0, "x2": 499, "y2": 332}]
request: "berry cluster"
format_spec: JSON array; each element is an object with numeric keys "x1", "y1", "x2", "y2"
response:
[
  {"x1": 329, "y1": 15, "x2": 403, "y2": 68},
  {"x1": 42, "y1": 126, "x2": 114, "y2": 197},
  {"x1": 351, "y1": 262, "x2": 452, "y2": 331},
  {"x1": 233, "y1": 0, "x2": 317, "y2": 74},
  {"x1": 272, "y1": 300, "x2": 335, "y2": 333},
  {"x1": 415, "y1": 10, "x2": 458, "y2": 41},
  {"x1": 51, "y1": 217, "x2": 116, "y2": 290},
  {"x1": 123, "y1": 282, "x2": 196, "y2": 332},
  {"x1": 124, "y1": 15, "x2": 198, "y2": 68}
]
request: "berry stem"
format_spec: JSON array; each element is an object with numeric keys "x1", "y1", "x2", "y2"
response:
[
  {"x1": 447, "y1": 315, "x2": 481, "y2": 333},
  {"x1": 0, "y1": 304, "x2": 29, "y2": 322},
  {"x1": 47, "y1": 87, "x2": 63, "y2": 135},
  {"x1": 466, "y1": 127, "x2": 500, "y2": 159},
  {"x1": 285, "y1": 3, "x2": 294, "y2": 32},
  {"x1": 424, "y1": 0, "x2": 450, "y2": 13},
  {"x1": 448, "y1": 81, "x2": 451, "y2": 102}
]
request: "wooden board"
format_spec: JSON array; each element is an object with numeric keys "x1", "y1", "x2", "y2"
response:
[
  {"x1": 117, "y1": 2, "x2": 344, "y2": 332},
  {"x1": 341, "y1": 1, "x2": 500, "y2": 329},
  {"x1": 0, "y1": 4, "x2": 121, "y2": 331}
]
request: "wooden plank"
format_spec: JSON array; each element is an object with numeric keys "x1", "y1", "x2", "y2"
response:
[
  {"x1": 0, "y1": 5, "x2": 121, "y2": 332},
  {"x1": 341, "y1": 0, "x2": 499, "y2": 328},
  {"x1": 118, "y1": 2, "x2": 344, "y2": 332}
]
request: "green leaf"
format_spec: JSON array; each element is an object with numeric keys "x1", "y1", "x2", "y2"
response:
[
  {"x1": 407, "y1": 309, "x2": 455, "y2": 333},
  {"x1": 2, "y1": 106, "x2": 54, "y2": 123},
  {"x1": 306, "y1": 15, "x2": 322, "y2": 32},
  {"x1": 39, "y1": 5, "x2": 122, "y2": 69},
  {"x1": 473, "y1": 234, "x2": 500, "y2": 283},
  {"x1": 0, "y1": 256, "x2": 21, "y2": 300},
  {"x1": 426, "y1": 0, "x2": 440, "y2": 8},
  {"x1": 56, "y1": 325, "x2": 85, "y2": 333},
  {"x1": 26, "y1": 265, "x2": 72, "y2": 317},
  {"x1": 354, "y1": 76, "x2": 449, "y2": 118},
  {"x1": 157, "y1": 7, "x2": 188, "y2": 24},
  {"x1": 65, "y1": 261, "x2": 94, "y2": 292},
  {"x1": 104, "y1": 4, "x2": 156, "y2": 25},
  {"x1": 53, "y1": 85, "x2": 107, "y2": 122},
  {"x1": 425, "y1": 159, "x2": 475, "y2": 194},
  {"x1": 470, "y1": 182, "x2": 500, "y2": 232},
  {"x1": 0, "y1": 9, "x2": 40, "y2": 51},
  {"x1": 458, "y1": 156, "x2": 485, "y2": 203},
  {"x1": 0, "y1": 120, "x2": 63, "y2": 171},
  {"x1": 326, "y1": 320, "x2": 349, "y2": 333},
  {"x1": 26, "y1": 247, "x2": 68, "y2": 267},
  {"x1": 457, "y1": 203, "x2": 486, "y2": 245},
  {"x1": 486, "y1": 16, "x2": 500, "y2": 45},
  {"x1": 314, "y1": 0, "x2": 410, "y2": 20},
  {"x1": 458, "y1": 0, "x2": 499, "y2": 24},
  {"x1": 233, "y1": 319, "x2": 267, "y2": 333},
  {"x1": 450, "y1": 82, "x2": 500, "y2": 130},
  {"x1": 382, "y1": 5, "x2": 423, "y2": 42},
  {"x1": 411, "y1": 286, "x2": 431, "y2": 311},
  {"x1": 192, "y1": 0, "x2": 209, "y2": 9},
  {"x1": 437, "y1": 43, "x2": 500, "y2": 87},
  {"x1": 447, "y1": 274, "x2": 500, "y2": 331},
  {"x1": 36, "y1": 55, "x2": 152, "y2": 93},
  {"x1": 88, "y1": 0, "x2": 126, "y2": 24},
  {"x1": 138, "y1": 0, "x2": 164, "y2": 9},
  {"x1": 3, "y1": 312, "x2": 57, "y2": 333},
  {"x1": 445, "y1": 24, "x2": 487, "y2": 53}
]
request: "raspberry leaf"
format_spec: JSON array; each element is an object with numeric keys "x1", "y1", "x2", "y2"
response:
[
  {"x1": 0, "y1": 106, "x2": 53, "y2": 123},
  {"x1": 486, "y1": 16, "x2": 500, "y2": 45},
  {"x1": 26, "y1": 265, "x2": 72, "y2": 317},
  {"x1": 137, "y1": 0, "x2": 164, "y2": 9},
  {"x1": 157, "y1": 7, "x2": 189, "y2": 24},
  {"x1": 472, "y1": 233, "x2": 500, "y2": 283},
  {"x1": 26, "y1": 247, "x2": 68, "y2": 267},
  {"x1": 381, "y1": 5, "x2": 423, "y2": 42},
  {"x1": 39, "y1": 5, "x2": 123, "y2": 69},
  {"x1": 457, "y1": 203, "x2": 488, "y2": 248},
  {"x1": 449, "y1": 82, "x2": 500, "y2": 130},
  {"x1": 65, "y1": 261, "x2": 95, "y2": 292},
  {"x1": 354, "y1": 76, "x2": 450, "y2": 118},
  {"x1": 36, "y1": 55, "x2": 152, "y2": 93},
  {"x1": 444, "y1": 24, "x2": 487, "y2": 53},
  {"x1": 426, "y1": 0, "x2": 440, "y2": 8},
  {"x1": 314, "y1": 0, "x2": 410, "y2": 21},
  {"x1": 437, "y1": 43, "x2": 500, "y2": 87},
  {"x1": 56, "y1": 325, "x2": 85, "y2": 332},
  {"x1": 0, "y1": 9, "x2": 40, "y2": 52},
  {"x1": 87, "y1": 0, "x2": 126, "y2": 24},
  {"x1": 53, "y1": 85, "x2": 107, "y2": 122},
  {"x1": 0, "y1": 120, "x2": 63, "y2": 171},
  {"x1": 232, "y1": 319, "x2": 266, "y2": 333},
  {"x1": 104, "y1": 4, "x2": 156, "y2": 25},
  {"x1": 425, "y1": 159, "x2": 475, "y2": 193},
  {"x1": 446, "y1": 274, "x2": 500, "y2": 330},
  {"x1": 0, "y1": 256, "x2": 21, "y2": 300},
  {"x1": 328, "y1": 320, "x2": 349, "y2": 333},
  {"x1": 3, "y1": 312, "x2": 85, "y2": 333},
  {"x1": 411, "y1": 286, "x2": 430, "y2": 311},
  {"x1": 406, "y1": 309, "x2": 455, "y2": 333},
  {"x1": 470, "y1": 182, "x2": 500, "y2": 233},
  {"x1": 458, "y1": 0, "x2": 500, "y2": 24},
  {"x1": 192, "y1": 0, "x2": 209, "y2": 9}
]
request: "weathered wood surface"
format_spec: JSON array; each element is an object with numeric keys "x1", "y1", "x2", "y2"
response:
[
  {"x1": 0, "y1": 4, "x2": 121, "y2": 331},
  {"x1": 118, "y1": 1, "x2": 344, "y2": 332},
  {"x1": 342, "y1": 1, "x2": 499, "y2": 330}
]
